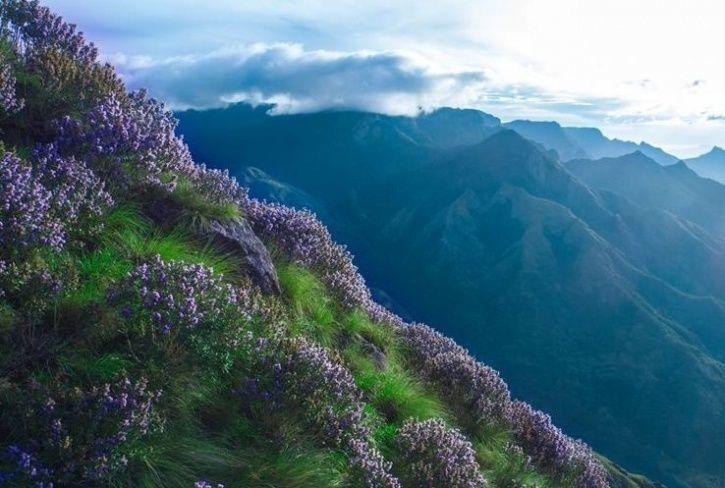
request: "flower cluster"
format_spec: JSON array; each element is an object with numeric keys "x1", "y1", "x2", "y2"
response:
[
  {"x1": 401, "y1": 324, "x2": 608, "y2": 486},
  {"x1": 189, "y1": 164, "x2": 248, "y2": 206},
  {"x1": 2, "y1": 444, "x2": 54, "y2": 487},
  {"x1": 397, "y1": 418, "x2": 487, "y2": 488},
  {"x1": 109, "y1": 256, "x2": 265, "y2": 369},
  {"x1": 110, "y1": 255, "x2": 254, "y2": 335},
  {"x1": 508, "y1": 401, "x2": 608, "y2": 488},
  {"x1": 0, "y1": 0, "x2": 98, "y2": 64},
  {"x1": 56, "y1": 90, "x2": 194, "y2": 192},
  {"x1": 33, "y1": 143, "x2": 113, "y2": 236},
  {"x1": 1, "y1": 377, "x2": 162, "y2": 485},
  {"x1": 194, "y1": 481, "x2": 224, "y2": 488},
  {"x1": 255, "y1": 338, "x2": 399, "y2": 487},
  {"x1": 0, "y1": 148, "x2": 111, "y2": 253},
  {"x1": 0, "y1": 59, "x2": 23, "y2": 113},
  {"x1": 243, "y1": 198, "x2": 404, "y2": 328},
  {"x1": 402, "y1": 323, "x2": 512, "y2": 421},
  {"x1": 0, "y1": 151, "x2": 64, "y2": 252}
]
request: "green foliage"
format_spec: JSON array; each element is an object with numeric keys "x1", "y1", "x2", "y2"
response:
[
  {"x1": 278, "y1": 264, "x2": 337, "y2": 345},
  {"x1": 171, "y1": 178, "x2": 242, "y2": 227},
  {"x1": 475, "y1": 433, "x2": 555, "y2": 488},
  {"x1": 58, "y1": 353, "x2": 130, "y2": 382}
]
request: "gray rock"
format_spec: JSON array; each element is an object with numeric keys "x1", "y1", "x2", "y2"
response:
[
  {"x1": 359, "y1": 336, "x2": 388, "y2": 370},
  {"x1": 143, "y1": 195, "x2": 280, "y2": 294},
  {"x1": 200, "y1": 217, "x2": 281, "y2": 295}
]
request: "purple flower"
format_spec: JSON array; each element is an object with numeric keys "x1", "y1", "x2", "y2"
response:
[{"x1": 397, "y1": 418, "x2": 487, "y2": 488}]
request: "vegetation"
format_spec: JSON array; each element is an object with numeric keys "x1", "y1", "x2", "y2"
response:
[{"x1": 0, "y1": 2, "x2": 614, "y2": 487}]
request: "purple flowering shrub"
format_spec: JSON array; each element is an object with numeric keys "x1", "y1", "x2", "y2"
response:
[
  {"x1": 243, "y1": 198, "x2": 404, "y2": 328},
  {"x1": 400, "y1": 323, "x2": 608, "y2": 487},
  {"x1": 188, "y1": 164, "x2": 248, "y2": 206},
  {"x1": 0, "y1": 149, "x2": 110, "y2": 301},
  {"x1": 56, "y1": 90, "x2": 195, "y2": 193},
  {"x1": 0, "y1": 0, "x2": 98, "y2": 65},
  {"x1": 0, "y1": 58, "x2": 23, "y2": 113},
  {"x1": 108, "y1": 255, "x2": 265, "y2": 370},
  {"x1": 508, "y1": 401, "x2": 608, "y2": 488},
  {"x1": 397, "y1": 418, "x2": 487, "y2": 488},
  {"x1": 401, "y1": 323, "x2": 512, "y2": 421},
  {"x1": 0, "y1": 151, "x2": 64, "y2": 252},
  {"x1": 240, "y1": 337, "x2": 400, "y2": 487},
  {"x1": 32, "y1": 144, "x2": 112, "y2": 238},
  {"x1": 1, "y1": 376, "x2": 162, "y2": 485}
]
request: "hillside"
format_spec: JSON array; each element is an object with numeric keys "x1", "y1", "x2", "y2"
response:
[
  {"x1": 177, "y1": 105, "x2": 725, "y2": 488},
  {"x1": 0, "y1": 2, "x2": 654, "y2": 487}
]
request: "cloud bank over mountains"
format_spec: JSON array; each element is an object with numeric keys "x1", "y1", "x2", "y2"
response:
[
  {"x1": 114, "y1": 43, "x2": 487, "y2": 114},
  {"x1": 46, "y1": 0, "x2": 725, "y2": 157}
]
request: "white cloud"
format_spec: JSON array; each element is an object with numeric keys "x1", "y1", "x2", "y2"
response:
[
  {"x1": 46, "y1": 0, "x2": 725, "y2": 157},
  {"x1": 116, "y1": 43, "x2": 488, "y2": 114}
]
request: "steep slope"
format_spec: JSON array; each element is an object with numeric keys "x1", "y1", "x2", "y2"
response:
[
  {"x1": 177, "y1": 107, "x2": 725, "y2": 488},
  {"x1": 685, "y1": 146, "x2": 725, "y2": 183}
]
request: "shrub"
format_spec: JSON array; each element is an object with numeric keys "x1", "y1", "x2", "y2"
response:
[
  {"x1": 0, "y1": 57, "x2": 22, "y2": 113},
  {"x1": 401, "y1": 323, "x2": 512, "y2": 422},
  {"x1": 0, "y1": 376, "x2": 162, "y2": 485},
  {"x1": 397, "y1": 418, "x2": 487, "y2": 488},
  {"x1": 56, "y1": 90, "x2": 195, "y2": 193},
  {"x1": 0, "y1": 0, "x2": 98, "y2": 64},
  {"x1": 108, "y1": 255, "x2": 265, "y2": 370},
  {"x1": 0, "y1": 151, "x2": 64, "y2": 252},
  {"x1": 243, "y1": 198, "x2": 403, "y2": 328},
  {"x1": 240, "y1": 337, "x2": 400, "y2": 488},
  {"x1": 507, "y1": 401, "x2": 608, "y2": 488}
]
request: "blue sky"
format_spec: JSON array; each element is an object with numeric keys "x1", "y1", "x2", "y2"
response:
[{"x1": 46, "y1": 0, "x2": 725, "y2": 157}]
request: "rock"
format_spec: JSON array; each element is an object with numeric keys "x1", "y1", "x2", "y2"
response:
[
  {"x1": 143, "y1": 195, "x2": 281, "y2": 295},
  {"x1": 359, "y1": 336, "x2": 388, "y2": 370},
  {"x1": 200, "y1": 217, "x2": 281, "y2": 295}
]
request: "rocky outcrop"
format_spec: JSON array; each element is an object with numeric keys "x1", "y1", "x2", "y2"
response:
[
  {"x1": 199, "y1": 217, "x2": 281, "y2": 295},
  {"x1": 143, "y1": 195, "x2": 281, "y2": 294}
]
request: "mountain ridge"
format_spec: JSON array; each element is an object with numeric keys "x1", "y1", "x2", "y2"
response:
[{"x1": 177, "y1": 103, "x2": 725, "y2": 488}]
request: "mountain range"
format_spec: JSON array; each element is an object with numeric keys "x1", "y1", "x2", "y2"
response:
[{"x1": 177, "y1": 104, "x2": 725, "y2": 488}]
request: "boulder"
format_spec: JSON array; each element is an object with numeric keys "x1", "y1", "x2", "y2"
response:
[
  {"x1": 143, "y1": 195, "x2": 281, "y2": 294},
  {"x1": 200, "y1": 217, "x2": 281, "y2": 295}
]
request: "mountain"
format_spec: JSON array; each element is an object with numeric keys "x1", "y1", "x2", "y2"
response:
[
  {"x1": 685, "y1": 146, "x2": 725, "y2": 183},
  {"x1": 568, "y1": 152, "x2": 725, "y2": 239},
  {"x1": 502, "y1": 120, "x2": 679, "y2": 165},
  {"x1": 503, "y1": 120, "x2": 589, "y2": 161},
  {"x1": 177, "y1": 104, "x2": 725, "y2": 488},
  {"x1": 1, "y1": 3, "x2": 655, "y2": 488},
  {"x1": 564, "y1": 127, "x2": 680, "y2": 165}
]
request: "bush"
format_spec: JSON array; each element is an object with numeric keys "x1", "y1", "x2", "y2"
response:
[
  {"x1": 108, "y1": 255, "x2": 265, "y2": 370},
  {"x1": 0, "y1": 376, "x2": 162, "y2": 485},
  {"x1": 397, "y1": 418, "x2": 487, "y2": 488}
]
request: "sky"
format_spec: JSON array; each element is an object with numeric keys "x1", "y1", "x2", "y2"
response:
[{"x1": 45, "y1": 0, "x2": 725, "y2": 157}]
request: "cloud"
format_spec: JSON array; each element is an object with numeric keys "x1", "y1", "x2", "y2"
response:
[{"x1": 115, "y1": 43, "x2": 486, "y2": 114}]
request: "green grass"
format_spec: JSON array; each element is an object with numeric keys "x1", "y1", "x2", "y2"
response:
[
  {"x1": 342, "y1": 309, "x2": 396, "y2": 351},
  {"x1": 344, "y1": 340, "x2": 449, "y2": 425},
  {"x1": 278, "y1": 264, "x2": 337, "y2": 346},
  {"x1": 100, "y1": 204, "x2": 241, "y2": 276},
  {"x1": 58, "y1": 352, "x2": 130, "y2": 382},
  {"x1": 171, "y1": 179, "x2": 242, "y2": 227}
]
